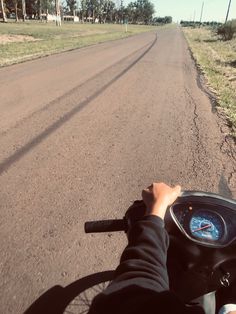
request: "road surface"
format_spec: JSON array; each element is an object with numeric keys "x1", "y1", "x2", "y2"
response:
[{"x1": 0, "y1": 26, "x2": 235, "y2": 313}]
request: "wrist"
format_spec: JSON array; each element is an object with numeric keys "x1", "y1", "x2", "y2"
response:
[{"x1": 150, "y1": 202, "x2": 168, "y2": 219}]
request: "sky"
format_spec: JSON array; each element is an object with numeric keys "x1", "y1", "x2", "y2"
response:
[{"x1": 150, "y1": 0, "x2": 236, "y2": 22}]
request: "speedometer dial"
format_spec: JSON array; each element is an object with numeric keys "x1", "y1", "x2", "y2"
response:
[{"x1": 189, "y1": 210, "x2": 224, "y2": 242}]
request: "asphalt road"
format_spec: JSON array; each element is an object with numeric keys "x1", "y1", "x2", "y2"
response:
[{"x1": 0, "y1": 26, "x2": 235, "y2": 313}]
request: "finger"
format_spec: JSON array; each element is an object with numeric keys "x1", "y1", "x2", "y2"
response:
[
  {"x1": 142, "y1": 189, "x2": 152, "y2": 197},
  {"x1": 147, "y1": 184, "x2": 153, "y2": 191},
  {"x1": 142, "y1": 189, "x2": 147, "y2": 198},
  {"x1": 142, "y1": 186, "x2": 152, "y2": 195},
  {"x1": 173, "y1": 185, "x2": 181, "y2": 196}
]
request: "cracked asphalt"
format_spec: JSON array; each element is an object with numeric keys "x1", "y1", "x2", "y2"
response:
[{"x1": 0, "y1": 26, "x2": 235, "y2": 313}]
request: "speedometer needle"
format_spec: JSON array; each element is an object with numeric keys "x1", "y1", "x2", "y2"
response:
[{"x1": 192, "y1": 224, "x2": 211, "y2": 232}]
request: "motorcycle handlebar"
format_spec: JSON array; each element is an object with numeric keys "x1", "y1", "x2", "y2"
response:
[{"x1": 84, "y1": 219, "x2": 127, "y2": 233}]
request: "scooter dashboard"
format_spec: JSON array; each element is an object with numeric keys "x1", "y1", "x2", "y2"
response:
[{"x1": 170, "y1": 191, "x2": 236, "y2": 248}]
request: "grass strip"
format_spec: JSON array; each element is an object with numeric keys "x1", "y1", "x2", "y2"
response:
[
  {"x1": 0, "y1": 22, "x2": 157, "y2": 67},
  {"x1": 183, "y1": 27, "x2": 236, "y2": 136}
]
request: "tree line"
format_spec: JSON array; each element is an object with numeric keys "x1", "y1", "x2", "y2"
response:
[
  {"x1": 180, "y1": 19, "x2": 236, "y2": 41},
  {"x1": 180, "y1": 20, "x2": 222, "y2": 28},
  {"x1": 0, "y1": 0, "x2": 173, "y2": 25}
]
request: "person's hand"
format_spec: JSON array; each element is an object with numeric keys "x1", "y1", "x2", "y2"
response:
[{"x1": 142, "y1": 182, "x2": 181, "y2": 219}]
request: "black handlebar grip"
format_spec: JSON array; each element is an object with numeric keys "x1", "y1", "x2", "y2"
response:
[{"x1": 85, "y1": 219, "x2": 127, "y2": 233}]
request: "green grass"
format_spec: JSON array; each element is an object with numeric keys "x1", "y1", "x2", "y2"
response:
[
  {"x1": 0, "y1": 22, "x2": 157, "y2": 67},
  {"x1": 183, "y1": 27, "x2": 236, "y2": 135}
]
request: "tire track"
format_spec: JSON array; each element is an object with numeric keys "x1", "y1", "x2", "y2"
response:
[{"x1": 0, "y1": 34, "x2": 157, "y2": 175}]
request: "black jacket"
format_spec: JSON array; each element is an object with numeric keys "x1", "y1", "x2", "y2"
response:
[{"x1": 88, "y1": 215, "x2": 205, "y2": 314}]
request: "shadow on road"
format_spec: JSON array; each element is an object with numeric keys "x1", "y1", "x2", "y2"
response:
[
  {"x1": 0, "y1": 34, "x2": 157, "y2": 176},
  {"x1": 24, "y1": 271, "x2": 114, "y2": 314},
  {"x1": 24, "y1": 176, "x2": 233, "y2": 314},
  {"x1": 218, "y1": 174, "x2": 233, "y2": 199}
]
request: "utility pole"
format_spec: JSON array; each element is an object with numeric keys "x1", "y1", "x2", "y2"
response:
[
  {"x1": 199, "y1": 1, "x2": 204, "y2": 25},
  {"x1": 193, "y1": 10, "x2": 196, "y2": 22},
  {"x1": 225, "y1": 0, "x2": 232, "y2": 23},
  {"x1": 120, "y1": 0, "x2": 123, "y2": 24}
]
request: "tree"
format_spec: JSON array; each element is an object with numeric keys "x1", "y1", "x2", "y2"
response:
[
  {"x1": 164, "y1": 16, "x2": 172, "y2": 24},
  {"x1": 12, "y1": 0, "x2": 19, "y2": 21},
  {"x1": 125, "y1": 2, "x2": 136, "y2": 23},
  {"x1": 105, "y1": 0, "x2": 115, "y2": 22},
  {"x1": 217, "y1": 19, "x2": 236, "y2": 41},
  {"x1": 112, "y1": 0, "x2": 122, "y2": 23},
  {"x1": 98, "y1": 0, "x2": 115, "y2": 23},
  {"x1": 66, "y1": 0, "x2": 76, "y2": 15},
  {"x1": 55, "y1": 0, "x2": 61, "y2": 25},
  {"x1": 80, "y1": 0, "x2": 87, "y2": 21},
  {"x1": 90, "y1": 0, "x2": 100, "y2": 22},
  {"x1": 153, "y1": 16, "x2": 172, "y2": 25},
  {"x1": 125, "y1": 0, "x2": 154, "y2": 24},
  {"x1": 21, "y1": 0, "x2": 26, "y2": 20},
  {"x1": 0, "y1": 0, "x2": 8, "y2": 21},
  {"x1": 38, "y1": 0, "x2": 55, "y2": 19},
  {"x1": 76, "y1": 0, "x2": 154, "y2": 24}
]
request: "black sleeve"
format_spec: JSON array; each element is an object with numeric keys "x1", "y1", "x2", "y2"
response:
[
  {"x1": 113, "y1": 215, "x2": 170, "y2": 291},
  {"x1": 88, "y1": 215, "x2": 205, "y2": 314}
]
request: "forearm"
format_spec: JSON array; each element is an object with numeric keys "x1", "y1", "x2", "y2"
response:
[{"x1": 112, "y1": 215, "x2": 170, "y2": 291}]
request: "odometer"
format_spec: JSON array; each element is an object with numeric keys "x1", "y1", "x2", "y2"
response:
[{"x1": 189, "y1": 210, "x2": 224, "y2": 242}]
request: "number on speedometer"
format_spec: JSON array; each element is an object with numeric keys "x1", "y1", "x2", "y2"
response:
[{"x1": 189, "y1": 210, "x2": 224, "y2": 242}]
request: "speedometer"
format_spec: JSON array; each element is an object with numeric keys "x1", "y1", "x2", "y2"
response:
[{"x1": 189, "y1": 210, "x2": 225, "y2": 242}]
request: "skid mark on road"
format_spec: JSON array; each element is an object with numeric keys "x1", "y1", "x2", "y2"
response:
[
  {"x1": 0, "y1": 39, "x2": 152, "y2": 138},
  {"x1": 0, "y1": 34, "x2": 157, "y2": 175}
]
